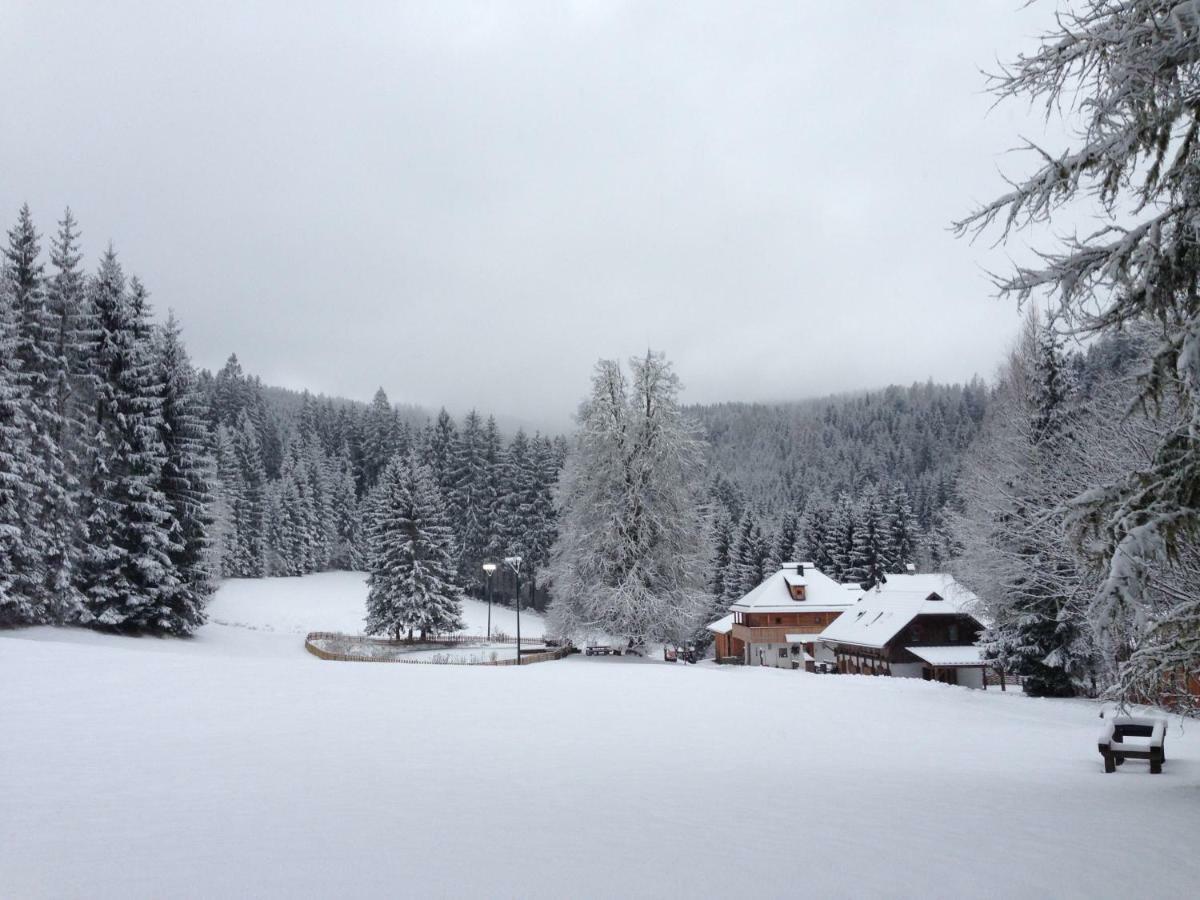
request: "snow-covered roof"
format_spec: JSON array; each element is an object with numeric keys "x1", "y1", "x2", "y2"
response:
[
  {"x1": 729, "y1": 565, "x2": 860, "y2": 614},
  {"x1": 906, "y1": 645, "x2": 986, "y2": 667},
  {"x1": 818, "y1": 574, "x2": 982, "y2": 650},
  {"x1": 706, "y1": 614, "x2": 734, "y2": 635},
  {"x1": 784, "y1": 633, "x2": 824, "y2": 644}
]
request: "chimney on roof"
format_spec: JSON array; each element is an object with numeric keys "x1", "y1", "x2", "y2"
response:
[{"x1": 796, "y1": 563, "x2": 804, "y2": 576}]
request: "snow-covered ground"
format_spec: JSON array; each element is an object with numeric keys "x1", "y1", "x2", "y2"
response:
[
  {"x1": 208, "y1": 570, "x2": 547, "y2": 640},
  {"x1": 3, "y1": 574, "x2": 1199, "y2": 898}
]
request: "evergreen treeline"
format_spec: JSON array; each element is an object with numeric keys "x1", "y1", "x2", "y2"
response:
[
  {"x1": 0, "y1": 206, "x2": 564, "y2": 636},
  {"x1": 691, "y1": 381, "x2": 986, "y2": 527},
  {"x1": 202, "y1": 366, "x2": 565, "y2": 608},
  {"x1": 0, "y1": 206, "x2": 211, "y2": 634},
  {"x1": 692, "y1": 382, "x2": 983, "y2": 602}
]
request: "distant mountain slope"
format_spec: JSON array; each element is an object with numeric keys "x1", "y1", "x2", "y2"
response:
[{"x1": 689, "y1": 379, "x2": 989, "y2": 527}]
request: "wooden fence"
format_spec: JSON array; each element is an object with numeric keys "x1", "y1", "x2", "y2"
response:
[{"x1": 303, "y1": 631, "x2": 570, "y2": 666}]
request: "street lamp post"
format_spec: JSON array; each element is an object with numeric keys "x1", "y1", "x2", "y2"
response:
[
  {"x1": 481, "y1": 563, "x2": 497, "y2": 640},
  {"x1": 504, "y1": 556, "x2": 523, "y2": 665}
]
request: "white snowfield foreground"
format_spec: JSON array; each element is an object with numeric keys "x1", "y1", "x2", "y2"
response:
[{"x1": 3, "y1": 573, "x2": 1199, "y2": 899}]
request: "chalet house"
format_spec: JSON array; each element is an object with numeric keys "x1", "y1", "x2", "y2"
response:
[
  {"x1": 818, "y1": 574, "x2": 988, "y2": 687},
  {"x1": 711, "y1": 563, "x2": 859, "y2": 669}
]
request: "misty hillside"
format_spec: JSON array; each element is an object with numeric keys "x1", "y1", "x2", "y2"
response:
[
  {"x1": 689, "y1": 380, "x2": 990, "y2": 527},
  {"x1": 245, "y1": 359, "x2": 988, "y2": 536}
]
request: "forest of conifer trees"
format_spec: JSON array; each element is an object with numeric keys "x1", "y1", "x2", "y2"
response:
[{"x1": 0, "y1": 207, "x2": 564, "y2": 634}]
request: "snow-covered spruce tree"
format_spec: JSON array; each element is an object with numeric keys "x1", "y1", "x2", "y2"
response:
[
  {"x1": 230, "y1": 411, "x2": 267, "y2": 576},
  {"x1": 952, "y1": 317, "x2": 1099, "y2": 696},
  {"x1": 775, "y1": 512, "x2": 799, "y2": 567},
  {"x1": 328, "y1": 446, "x2": 359, "y2": 569},
  {"x1": 45, "y1": 209, "x2": 93, "y2": 618},
  {"x1": 726, "y1": 510, "x2": 772, "y2": 598},
  {"x1": 828, "y1": 494, "x2": 857, "y2": 581},
  {"x1": 708, "y1": 508, "x2": 734, "y2": 600},
  {"x1": 5, "y1": 205, "x2": 76, "y2": 621},
  {"x1": 886, "y1": 482, "x2": 917, "y2": 573},
  {"x1": 704, "y1": 508, "x2": 736, "y2": 627},
  {"x1": 848, "y1": 484, "x2": 892, "y2": 586},
  {"x1": 448, "y1": 409, "x2": 489, "y2": 585},
  {"x1": 361, "y1": 387, "x2": 397, "y2": 491},
  {"x1": 79, "y1": 262, "x2": 180, "y2": 632},
  {"x1": 547, "y1": 351, "x2": 710, "y2": 644},
  {"x1": 481, "y1": 415, "x2": 507, "y2": 567},
  {"x1": 495, "y1": 428, "x2": 539, "y2": 602},
  {"x1": 525, "y1": 434, "x2": 561, "y2": 609},
  {"x1": 424, "y1": 407, "x2": 458, "y2": 501},
  {"x1": 797, "y1": 495, "x2": 836, "y2": 574},
  {"x1": 153, "y1": 313, "x2": 214, "y2": 632},
  {"x1": 0, "y1": 246, "x2": 41, "y2": 625},
  {"x1": 365, "y1": 452, "x2": 465, "y2": 641},
  {"x1": 955, "y1": 0, "x2": 1200, "y2": 706},
  {"x1": 212, "y1": 425, "x2": 244, "y2": 576}
]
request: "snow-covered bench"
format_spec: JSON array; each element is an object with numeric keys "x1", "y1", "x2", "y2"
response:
[
  {"x1": 1098, "y1": 715, "x2": 1166, "y2": 774},
  {"x1": 585, "y1": 644, "x2": 622, "y2": 656}
]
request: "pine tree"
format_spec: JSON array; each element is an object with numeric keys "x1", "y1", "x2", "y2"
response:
[
  {"x1": 828, "y1": 493, "x2": 857, "y2": 581},
  {"x1": 45, "y1": 209, "x2": 92, "y2": 619},
  {"x1": 6, "y1": 205, "x2": 80, "y2": 621},
  {"x1": 230, "y1": 411, "x2": 267, "y2": 576},
  {"x1": 848, "y1": 484, "x2": 891, "y2": 586},
  {"x1": 708, "y1": 508, "x2": 734, "y2": 601},
  {"x1": 329, "y1": 445, "x2": 359, "y2": 569},
  {"x1": 425, "y1": 408, "x2": 458, "y2": 504},
  {"x1": 79, "y1": 261, "x2": 179, "y2": 631},
  {"x1": 365, "y1": 452, "x2": 465, "y2": 640},
  {"x1": 497, "y1": 428, "x2": 534, "y2": 558},
  {"x1": 212, "y1": 353, "x2": 249, "y2": 428},
  {"x1": 362, "y1": 387, "x2": 396, "y2": 490},
  {"x1": 0, "y1": 242, "x2": 41, "y2": 625},
  {"x1": 211, "y1": 425, "x2": 243, "y2": 576},
  {"x1": 481, "y1": 415, "x2": 505, "y2": 565},
  {"x1": 887, "y1": 481, "x2": 917, "y2": 573},
  {"x1": 797, "y1": 496, "x2": 835, "y2": 574},
  {"x1": 153, "y1": 313, "x2": 213, "y2": 632},
  {"x1": 449, "y1": 410, "x2": 492, "y2": 587},
  {"x1": 775, "y1": 512, "x2": 799, "y2": 566},
  {"x1": 729, "y1": 510, "x2": 772, "y2": 597},
  {"x1": 525, "y1": 434, "x2": 560, "y2": 609}
]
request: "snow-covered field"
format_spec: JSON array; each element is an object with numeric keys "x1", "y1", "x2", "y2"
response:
[{"x1": 3, "y1": 573, "x2": 1199, "y2": 898}]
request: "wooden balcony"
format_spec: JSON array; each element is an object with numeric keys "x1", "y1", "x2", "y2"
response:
[{"x1": 731, "y1": 624, "x2": 826, "y2": 646}]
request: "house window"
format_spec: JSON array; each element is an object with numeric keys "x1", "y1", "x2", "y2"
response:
[
  {"x1": 948, "y1": 623, "x2": 960, "y2": 642},
  {"x1": 778, "y1": 648, "x2": 788, "y2": 659},
  {"x1": 775, "y1": 617, "x2": 783, "y2": 624}
]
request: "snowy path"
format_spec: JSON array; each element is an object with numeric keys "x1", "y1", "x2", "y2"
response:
[{"x1": 2, "y1": 575, "x2": 1199, "y2": 898}]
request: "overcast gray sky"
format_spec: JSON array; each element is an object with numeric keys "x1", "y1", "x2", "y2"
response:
[{"x1": 1, "y1": 1, "x2": 1057, "y2": 430}]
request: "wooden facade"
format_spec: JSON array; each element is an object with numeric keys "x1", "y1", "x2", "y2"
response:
[
  {"x1": 831, "y1": 613, "x2": 983, "y2": 679},
  {"x1": 731, "y1": 610, "x2": 837, "y2": 650},
  {"x1": 712, "y1": 630, "x2": 745, "y2": 661}
]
